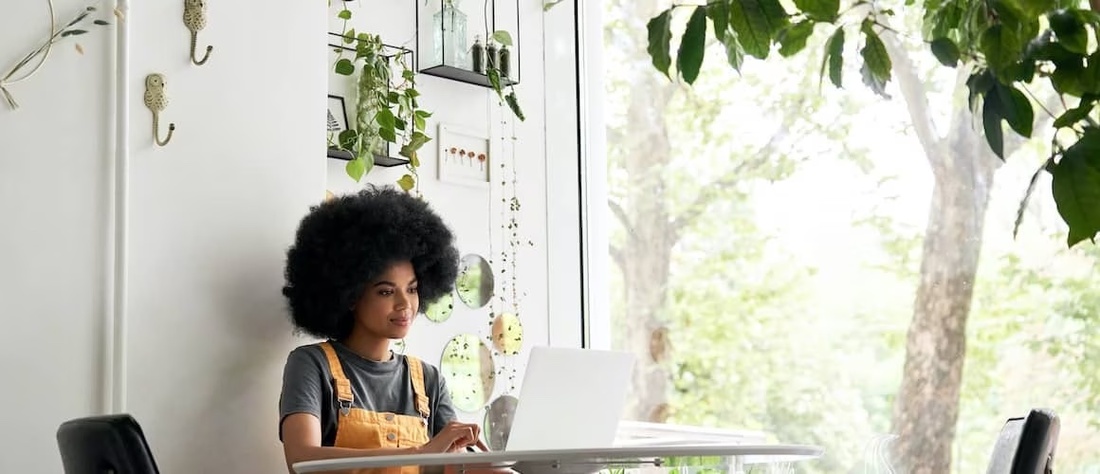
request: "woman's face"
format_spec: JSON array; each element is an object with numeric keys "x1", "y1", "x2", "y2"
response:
[{"x1": 353, "y1": 261, "x2": 420, "y2": 340}]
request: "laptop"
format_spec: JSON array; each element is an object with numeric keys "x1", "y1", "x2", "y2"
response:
[{"x1": 502, "y1": 346, "x2": 635, "y2": 451}]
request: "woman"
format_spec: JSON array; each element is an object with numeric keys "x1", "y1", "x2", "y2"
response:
[{"x1": 278, "y1": 187, "x2": 487, "y2": 473}]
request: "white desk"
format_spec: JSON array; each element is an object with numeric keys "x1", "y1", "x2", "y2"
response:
[{"x1": 292, "y1": 444, "x2": 824, "y2": 474}]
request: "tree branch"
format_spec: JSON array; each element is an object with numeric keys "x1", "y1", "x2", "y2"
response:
[
  {"x1": 609, "y1": 198, "x2": 634, "y2": 236},
  {"x1": 670, "y1": 121, "x2": 791, "y2": 231},
  {"x1": 610, "y1": 243, "x2": 625, "y2": 275},
  {"x1": 880, "y1": 29, "x2": 945, "y2": 176}
]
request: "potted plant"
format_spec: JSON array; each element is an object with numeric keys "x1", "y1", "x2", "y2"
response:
[{"x1": 330, "y1": 9, "x2": 432, "y2": 192}]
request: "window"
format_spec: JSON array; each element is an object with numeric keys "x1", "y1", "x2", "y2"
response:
[{"x1": 577, "y1": 1, "x2": 1100, "y2": 473}]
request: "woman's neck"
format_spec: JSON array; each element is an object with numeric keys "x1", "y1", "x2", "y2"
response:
[{"x1": 340, "y1": 332, "x2": 392, "y2": 362}]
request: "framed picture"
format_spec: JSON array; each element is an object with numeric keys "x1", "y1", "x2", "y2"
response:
[
  {"x1": 328, "y1": 95, "x2": 349, "y2": 133},
  {"x1": 437, "y1": 123, "x2": 491, "y2": 188},
  {"x1": 327, "y1": 95, "x2": 352, "y2": 160}
]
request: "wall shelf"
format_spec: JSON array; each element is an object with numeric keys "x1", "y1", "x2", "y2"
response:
[
  {"x1": 420, "y1": 65, "x2": 517, "y2": 89},
  {"x1": 415, "y1": 0, "x2": 521, "y2": 88},
  {"x1": 326, "y1": 148, "x2": 410, "y2": 168}
]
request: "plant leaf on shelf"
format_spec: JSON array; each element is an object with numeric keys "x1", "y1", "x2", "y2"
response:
[{"x1": 491, "y1": 30, "x2": 514, "y2": 47}]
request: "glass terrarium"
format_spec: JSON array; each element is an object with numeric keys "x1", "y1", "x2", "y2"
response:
[{"x1": 416, "y1": 0, "x2": 520, "y2": 88}]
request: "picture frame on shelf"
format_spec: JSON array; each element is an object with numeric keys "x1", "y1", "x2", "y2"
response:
[
  {"x1": 437, "y1": 123, "x2": 491, "y2": 188},
  {"x1": 327, "y1": 94, "x2": 352, "y2": 160}
]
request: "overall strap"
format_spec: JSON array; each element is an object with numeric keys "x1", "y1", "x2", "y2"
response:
[
  {"x1": 405, "y1": 355, "x2": 431, "y2": 419},
  {"x1": 319, "y1": 342, "x2": 354, "y2": 409}
]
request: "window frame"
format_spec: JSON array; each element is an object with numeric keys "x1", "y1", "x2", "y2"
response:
[{"x1": 542, "y1": 0, "x2": 610, "y2": 349}]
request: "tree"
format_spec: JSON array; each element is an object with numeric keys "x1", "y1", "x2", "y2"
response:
[
  {"x1": 645, "y1": 0, "x2": 1100, "y2": 247},
  {"x1": 603, "y1": 0, "x2": 858, "y2": 425},
  {"x1": 639, "y1": 1, "x2": 1100, "y2": 472}
]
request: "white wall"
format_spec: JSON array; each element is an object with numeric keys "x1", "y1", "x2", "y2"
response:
[
  {"x1": 0, "y1": 0, "x2": 581, "y2": 472},
  {"x1": 0, "y1": 2, "x2": 113, "y2": 472}
]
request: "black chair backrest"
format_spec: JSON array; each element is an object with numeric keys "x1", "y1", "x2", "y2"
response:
[
  {"x1": 986, "y1": 409, "x2": 1060, "y2": 474},
  {"x1": 56, "y1": 414, "x2": 161, "y2": 474}
]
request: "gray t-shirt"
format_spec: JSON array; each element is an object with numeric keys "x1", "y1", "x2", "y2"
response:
[{"x1": 279, "y1": 341, "x2": 458, "y2": 445}]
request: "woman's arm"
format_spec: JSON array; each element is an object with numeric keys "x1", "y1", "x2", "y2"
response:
[{"x1": 281, "y1": 413, "x2": 418, "y2": 473}]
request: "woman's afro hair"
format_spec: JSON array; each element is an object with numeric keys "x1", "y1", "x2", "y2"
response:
[{"x1": 282, "y1": 186, "x2": 460, "y2": 340}]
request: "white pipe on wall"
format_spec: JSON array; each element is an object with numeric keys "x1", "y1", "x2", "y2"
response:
[{"x1": 103, "y1": 0, "x2": 130, "y2": 414}]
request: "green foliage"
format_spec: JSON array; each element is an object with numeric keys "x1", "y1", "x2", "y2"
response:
[
  {"x1": 330, "y1": 8, "x2": 432, "y2": 190},
  {"x1": 487, "y1": 30, "x2": 526, "y2": 122},
  {"x1": 642, "y1": 0, "x2": 1100, "y2": 247}
]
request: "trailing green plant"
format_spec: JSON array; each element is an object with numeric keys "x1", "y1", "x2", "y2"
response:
[
  {"x1": 643, "y1": 0, "x2": 1100, "y2": 247},
  {"x1": 1, "y1": 2, "x2": 114, "y2": 110},
  {"x1": 487, "y1": 30, "x2": 526, "y2": 121},
  {"x1": 330, "y1": 8, "x2": 432, "y2": 192}
]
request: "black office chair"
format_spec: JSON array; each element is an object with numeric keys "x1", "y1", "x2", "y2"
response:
[
  {"x1": 56, "y1": 414, "x2": 161, "y2": 474},
  {"x1": 986, "y1": 408, "x2": 1060, "y2": 474}
]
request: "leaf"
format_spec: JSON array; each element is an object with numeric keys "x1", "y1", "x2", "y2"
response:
[
  {"x1": 722, "y1": 37, "x2": 745, "y2": 71},
  {"x1": 378, "y1": 127, "x2": 397, "y2": 143},
  {"x1": 346, "y1": 157, "x2": 368, "y2": 182},
  {"x1": 1054, "y1": 102, "x2": 1095, "y2": 128},
  {"x1": 506, "y1": 92, "x2": 526, "y2": 121},
  {"x1": 778, "y1": 20, "x2": 814, "y2": 58},
  {"x1": 1050, "y1": 128, "x2": 1100, "y2": 247},
  {"x1": 794, "y1": 0, "x2": 839, "y2": 22},
  {"x1": 930, "y1": 37, "x2": 960, "y2": 67},
  {"x1": 487, "y1": 68, "x2": 503, "y2": 97},
  {"x1": 68, "y1": 12, "x2": 89, "y2": 27},
  {"x1": 994, "y1": 84, "x2": 1034, "y2": 137},
  {"x1": 338, "y1": 9, "x2": 352, "y2": 20},
  {"x1": 414, "y1": 114, "x2": 427, "y2": 131},
  {"x1": 677, "y1": 7, "x2": 708, "y2": 84},
  {"x1": 544, "y1": 0, "x2": 565, "y2": 11},
  {"x1": 93, "y1": 20, "x2": 109, "y2": 26},
  {"x1": 334, "y1": 58, "x2": 355, "y2": 76},
  {"x1": 707, "y1": 0, "x2": 730, "y2": 42},
  {"x1": 1014, "y1": 157, "x2": 1053, "y2": 239},
  {"x1": 338, "y1": 129, "x2": 359, "y2": 150},
  {"x1": 343, "y1": 29, "x2": 356, "y2": 43},
  {"x1": 647, "y1": 9, "x2": 674, "y2": 78},
  {"x1": 859, "y1": 21, "x2": 891, "y2": 98},
  {"x1": 397, "y1": 174, "x2": 416, "y2": 192},
  {"x1": 491, "y1": 30, "x2": 514, "y2": 47},
  {"x1": 982, "y1": 92, "x2": 1006, "y2": 160},
  {"x1": 967, "y1": 70, "x2": 995, "y2": 114},
  {"x1": 980, "y1": 24, "x2": 1023, "y2": 78},
  {"x1": 1003, "y1": 0, "x2": 1054, "y2": 19},
  {"x1": 1050, "y1": 9, "x2": 1088, "y2": 55},
  {"x1": 400, "y1": 131, "x2": 432, "y2": 158},
  {"x1": 61, "y1": 29, "x2": 88, "y2": 37},
  {"x1": 375, "y1": 108, "x2": 396, "y2": 131},
  {"x1": 819, "y1": 27, "x2": 844, "y2": 89},
  {"x1": 729, "y1": 0, "x2": 790, "y2": 60}
]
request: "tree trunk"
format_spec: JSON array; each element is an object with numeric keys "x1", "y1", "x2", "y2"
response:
[
  {"x1": 889, "y1": 111, "x2": 998, "y2": 473},
  {"x1": 620, "y1": 66, "x2": 677, "y2": 424}
]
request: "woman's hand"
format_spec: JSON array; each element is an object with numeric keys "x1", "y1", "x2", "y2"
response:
[{"x1": 419, "y1": 421, "x2": 483, "y2": 454}]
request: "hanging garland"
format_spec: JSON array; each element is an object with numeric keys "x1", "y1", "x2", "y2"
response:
[{"x1": 1, "y1": 1, "x2": 116, "y2": 110}]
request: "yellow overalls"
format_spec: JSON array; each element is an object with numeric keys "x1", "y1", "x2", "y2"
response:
[{"x1": 319, "y1": 341, "x2": 432, "y2": 474}]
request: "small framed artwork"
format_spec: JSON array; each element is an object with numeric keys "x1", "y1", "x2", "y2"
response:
[
  {"x1": 328, "y1": 95, "x2": 349, "y2": 133},
  {"x1": 437, "y1": 123, "x2": 490, "y2": 187},
  {"x1": 327, "y1": 95, "x2": 353, "y2": 160}
]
